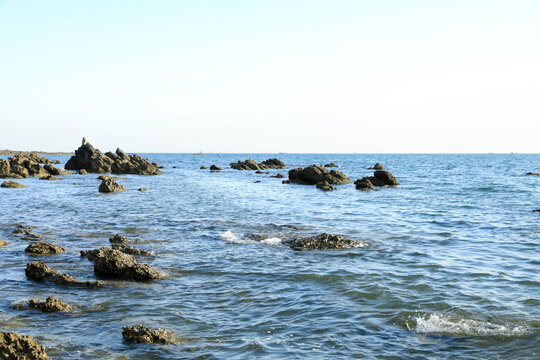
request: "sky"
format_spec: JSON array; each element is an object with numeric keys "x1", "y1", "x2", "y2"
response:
[{"x1": 0, "y1": 0, "x2": 539, "y2": 153}]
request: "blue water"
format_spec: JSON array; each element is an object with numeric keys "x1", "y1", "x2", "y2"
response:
[{"x1": 0, "y1": 153, "x2": 539, "y2": 359}]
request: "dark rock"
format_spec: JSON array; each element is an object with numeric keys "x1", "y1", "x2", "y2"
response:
[
  {"x1": 99, "y1": 178, "x2": 126, "y2": 193},
  {"x1": 25, "y1": 261, "x2": 101, "y2": 287},
  {"x1": 255, "y1": 170, "x2": 269, "y2": 174},
  {"x1": 324, "y1": 163, "x2": 339, "y2": 168},
  {"x1": 172, "y1": 166, "x2": 178, "y2": 169},
  {"x1": 369, "y1": 163, "x2": 385, "y2": 170},
  {"x1": 210, "y1": 165, "x2": 222, "y2": 171},
  {"x1": 1, "y1": 181, "x2": 26, "y2": 188},
  {"x1": 111, "y1": 245, "x2": 152, "y2": 256},
  {"x1": 282, "y1": 179, "x2": 291, "y2": 184},
  {"x1": 0, "y1": 153, "x2": 54, "y2": 179},
  {"x1": 374, "y1": 170, "x2": 399, "y2": 185},
  {"x1": 526, "y1": 172, "x2": 540, "y2": 176},
  {"x1": 288, "y1": 165, "x2": 350, "y2": 185},
  {"x1": 533, "y1": 209, "x2": 540, "y2": 213},
  {"x1": 51, "y1": 160, "x2": 61, "y2": 164},
  {"x1": 0, "y1": 240, "x2": 7, "y2": 247},
  {"x1": 259, "y1": 158, "x2": 286, "y2": 169},
  {"x1": 316, "y1": 181, "x2": 336, "y2": 191},
  {"x1": 200, "y1": 166, "x2": 207, "y2": 169},
  {"x1": 354, "y1": 178, "x2": 376, "y2": 191},
  {"x1": 288, "y1": 233, "x2": 368, "y2": 251},
  {"x1": 97, "y1": 175, "x2": 124, "y2": 180},
  {"x1": 254, "y1": 180, "x2": 261, "y2": 183},
  {"x1": 157, "y1": 166, "x2": 165, "y2": 169},
  {"x1": 25, "y1": 242, "x2": 66, "y2": 255},
  {"x1": 231, "y1": 158, "x2": 286, "y2": 170},
  {"x1": 28, "y1": 296, "x2": 72, "y2": 312},
  {"x1": 109, "y1": 234, "x2": 132, "y2": 244},
  {"x1": 39, "y1": 175, "x2": 60, "y2": 181},
  {"x1": 0, "y1": 332, "x2": 51, "y2": 360},
  {"x1": 122, "y1": 324, "x2": 174, "y2": 344},
  {"x1": 78, "y1": 169, "x2": 87, "y2": 175},
  {"x1": 138, "y1": 187, "x2": 149, "y2": 191},
  {"x1": 65, "y1": 138, "x2": 162, "y2": 175},
  {"x1": 272, "y1": 173, "x2": 284, "y2": 178},
  {"x1": 43, "y1": 164, "x2": 70, "y2": 176},
  {"x1": 354, "y1": 170, "x2": 399, "y2": 190}
]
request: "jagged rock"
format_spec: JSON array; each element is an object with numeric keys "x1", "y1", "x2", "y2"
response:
[
  {"x1": 0, "y1": 153, "x2": 56, "y2": 179},
  {"x1": 288, "y1": 233, "x2": 368, "y2": 251},
  {"x1": 65, "y1": 138, "x2": 162, "y2": 175},
  {"x1": 373, "y1": 170, "x2": 399, "y2": 185},
  {"x1": 0, "y1": 332, "x2": 51, "y2": 360},
  {"x1": 0, "y1": 240, "x2": 7, "y2": 247},
  {"x1": 254, "y1": 180, "x2": 261, "y2": 183},
  {"x1": 1, "y1": 181, "x2": 26, "y2": 188},
  {"x1": 78, "y1": 169, "x2": 88, "y2": 175},
  {"x1": 355, "y1": 170, "x2": 399, "y2": 190},
  {"x1": 288, "y1": 165, "x2": 350, "y2": 186},
  {"x1": 25, "y1": 242, "x2": 66, "y2": 255},
  {"x1": 526, "y1": 172, "x2": 540, "y2": 176},
  {"x1": 99, "y1": 178, "x2": 126, "y2": 193},
  {"x1": 354, "y1": 178, "x2": 376, "y2": 191},
  {"x1": 25, "y1": 261, "x2": 101, "y2": 287},
  {"x1": 272, "y1": 173, "x2": 284, "y2": 178},
  {"x1": 324, "y1": 163, "x2": 339, "y2": 168},
  {"x1": 122, "y1": 324, "x2": 174, "y2": 344},
  {"x1": 109, "y1": 234, "x2": 132, "y2": 244},
  {"x1": 138, "y1": 187, "x2": 149, "y2": 191},
  {"x1": 200, "y1": 166, "x2": 207, "y2": 169},
  {"x1": 43, "y1": 164, "x2": 70, "y2": 176},
  {"x1": 28, "y1": 296, "x2": 72, "y2": 312},
  {"x1": 210, "y1": 165, "x2": 222, "y2": 171},
  {"x1": 231, "y1": 158, "x2": 286, "y2": 170},
  {"x1": 316, "y1": 181, "x2": 336, "y2": 191},
  {"x1": 111, "y1": 245, "x2": 152, "y2": 256},
  {"x1": 82, "y1": 247, "x2": 163, "y2": 281},
  {"x1": 369, "y1": 163, "x2": 385, "y2": 170},
  {"x1": 39, "y1": 175, "x2": 60, "y2": 181}
]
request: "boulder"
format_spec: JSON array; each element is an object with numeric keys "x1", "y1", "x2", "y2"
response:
[
  {"x1": 526, "y1": 172, "x2": 540, "y2": 176},
  {"x1": 0, "y1": 332, "x2": 51, "y2": 360},
  {"x1": 109, "y1": 234, "x2": 132, "y2": 244},
  {"x1": 272, "y1": 173, "x2": 284, "y2": 178},
  {"x1": 43, "y1": 164, "x2": 70, "y2": 176},
  {"x1": 39, "y1": 175, "x2": 60, "y2": 181},
  {"x1": 97, "y1": 175, "x2": 124, "y2": 180},
  {"x1": 255, "y1": 170, "x2": 269, "y2": 174},
  {"x1": 2, "y1": 180, "x2": 26, "y2": 188},
  {"x1": 374, "y1": 170, "x2": 399, "y2": 185},
  {"x1": 288, "y1": 233, "x2": 368, "y2": 251},
  {"x1": 288, "y1": 165, "x2": 350, "y2": 185},
  {"x1": 355, "y1": 170, "x2": 399, "y2": 190},
  {"x1": 25, "y1": 261, "x2": 101, "y2": 287},
  {"x1": 25, "y1": 242, "x2": 66, "y2": 255},
  {"x1": 316, "y1": 181, "x2": 336, "y2": 191},
  {"x1": 28, "y1": 296, "x2": 72, "y2": 312},
  {"x1": 82, "y1": 247, "x2": 163, "y2": 281},
  {"x1": 99, "y1": 178, "x2": 126, "y2": 193},
  {"x1": 122, "y1": 324, "x2": 174, "y2": 344},
  {"x1": 354, "y1": 178, "x2": 376, "y2": 191},
  {"x1": 210, "y1": 165, "x2": 222, "y2": 171},
  {"x1": 65, "y1": 138, "x2": 162, "y2": 175},
  {"x1": 231, "y1": 158, "x2": 286, "y2": 170},
  {"x1": 324, "y1": 163, "x2": 339, "y2": 168},
  {"x1": 259, "y1": 158, "x2": 286, "y2": 169},
  {"x1": 200, "y1": 166, "x2": 207, "y2": 169},
  {"x1": 369, "y1": 163, "x2": 385, "y2": 170}
]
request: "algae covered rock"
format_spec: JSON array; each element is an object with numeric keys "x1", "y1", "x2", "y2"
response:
[
  {"x1": 25, "y1": 261, "x2": 101, "y2": 287},
  {"x1": 0, "y1": 332, "x2": 51, "y2": 360},
  {"x1": 287, "y1": 233, "x2": 368, "y2": 251}
]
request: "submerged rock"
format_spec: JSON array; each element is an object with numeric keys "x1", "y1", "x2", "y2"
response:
[
  {"x1": 122, "y1": 324, "x2": 174, "y2": 344},
  {"x1": 200, "y1": 166, "x2": 207, "y2": 169},
  {"x1": 0, "y1": 332, "x2": 51, "y2": 360},
  {"x1": 111, "y1": 244, "x2": 152, "y2": 256},
  {"x1": 25, "y1": 261, "x2": 101, "y2": 287},
  {"x1": 288, "y1": 165, "x2": 350, "y2": 186},
  {"x1": 533, "y1": 209, "x2": 540, "y2": 213},
  {"x1": 272, "y1": 173, "x2": 284, "y2": 178},
  {"x1": 138, "y1": 187, "x2": 149, "y2": 192},
  {"x1": 65, "y1": 138, "x2": 162, "y2": 175},
  {"x1": 39, "y1": 175, "x2": 60, "y2": 181},
  {"x1": 99, "y1": 178, "x2": 126, "y2": 193},
  {"x1": 231, "y1": 158, "x2": 286, "y2": 170},
  {"x1": 97, "y1": 175, "x2": 124, "y2": 180},
  {"x1": 1, "y1": 180, "x2": 26, "y2": 188},
  {"x1": 109, "y1": 234, "x2": 132, "y2": 244},
  {"x1": 0, "y1": 153, "x2": 66, "y2": 180},
  {"x1": 316, "y1": 181, "x2": 336, "y2": 191},
  {"x1": 210, "y1": 165, "x2": 222, "y2": 171},
  {"x1": 526, "y1": 172, "x2": 540, "y2": 176},
  {"x1": 288, "y1": 233, "x2": 368, "y2": 251},
  {"x1": 25, "y1": 242, "x2": 66, "y2": 255},
  {"x1": 0, "y1": 240, "x2": 8, "y2": 247},
  {"x1": 324, "y1": 163, "x2": 339, "y2": 168},
  {"x1": 28, "y1": 296, "x2": 72, "y2": 312},
  {"x1": 42, "y1": 164, "x2": 70, "y2": 176}
]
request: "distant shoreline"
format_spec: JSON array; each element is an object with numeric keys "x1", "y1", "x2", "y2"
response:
[{"x1": 0, "y1": 150, "x2": 73, "y2": 155}]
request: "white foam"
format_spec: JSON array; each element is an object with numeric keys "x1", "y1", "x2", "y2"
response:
[
  {"x1": 220, "y1": 231, "x2": 282, "y2": 246},
  {"x1": 411, "y1": 313, "x2": 531, "y2": 337}
]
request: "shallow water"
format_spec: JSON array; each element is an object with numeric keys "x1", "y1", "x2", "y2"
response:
[{"x1": 0, "y1": 153, "x2": 538, "y2": 359}]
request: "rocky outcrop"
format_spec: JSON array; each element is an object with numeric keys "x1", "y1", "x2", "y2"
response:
[
  {"x1": 99, "y1": 178, "x2": 126, "y2": 193},
  {"x1": 272, "y1": 173, "x2": 284, "y2": 178},
  {"x1": 355, "y1": 170, "x2": 399, "y2": 190},
  {"x1": 200, "y1": 166, "x2": 207, "y2": 169},
  {"x1": 65, "y1": 138, "x2": 162, "y2": 175},
  {"x1": 316, "y1": 181, "x2": 336, "y2": 191},
  {"x1": 287, "y1": 233, "x2": 368, "y2": 251},
  {"x1": 369, "y1": 163, "x2": 385, "y2": 170},
  {"x1": 81, "y1": 247, "x2": 163, "y2": 281},
  {"x1": 210, "y1": 165, "x2": 222, "y2": 171},
  {"x1": 25, "y1": 261, "x2": 102, "y2": 287},
  {"x1": 230, "y1": 158, "x2": 286, "y2": 170},
  {"x1": 0, "y1": 332, "x2": 51, "y2": 360},
  {"x1": 1, "y1": 181, "x2": 26, "y2": 188},
  {"x1": 288, "y1": 165, "x2": 350, "y2": 187},
  {"x1": 25, "y1": 242, "x2": 66, "y2": 255},
  {"x1": 324, "y1": 163, "x2": 339, "y2": 168},
  {"x1": 0, "y1": 153, "x2": 69, "y2": 179},
  {"x1": 28, "y1": 296, "x2": 72, "y2": 312},
  {"x1": 109, "y1": 234, "x2": 132, "y2": 244},
  {"x1": 122, "y1": 324, "x2": 174, "y2": 344}
]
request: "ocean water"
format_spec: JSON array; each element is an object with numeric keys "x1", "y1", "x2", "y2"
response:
[{"x1": 0, "y1": 153, "x2": 538, "y2": 359}]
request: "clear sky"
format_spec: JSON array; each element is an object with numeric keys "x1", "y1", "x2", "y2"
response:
[{"x1": 0, "y1": 0, "x2": 539, "y2": 153}]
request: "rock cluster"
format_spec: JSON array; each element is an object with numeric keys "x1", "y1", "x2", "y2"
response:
[
  {"x1": 25, "y1": 242, "x2": 66, "y2": 255},
  {"x1": 355, "y1": 170, "x2": 399, "y2": 191},
  {"x1": 81, "y1": 247, "x2": 163, "y2": 281},
  {"x1": 1, "y1": 180, "x2": 26, "y2": 188},
  {"x1": 28, "y1": 296, "x2": 72, "y2": 312},
  {"x1": 287, "y1": 165, "x2": 350, "y2": 191},
  {"x1": 0, "y1": 153, "x2": 69, "y2": 179},
  {"x1": 122, "y1": 324, "x2": 174, "y2": 344},
  {"x1": 287, "y1": 233, "x2": 368, "y2": 251},
  {"x1": 13, "y1": 225, "x2": 42, "y2": 240},
  {"x1": 0, "y1": 332, "x2": 51, "y2": 360},
  {"x1": 25, "y1": 261, "x2": 101, "y2": 287},
  {"x1": 99, "y1": 178, "x2": 126, "y2": 193},
  {"x1": 65, "y1": 138, "x2": 162, "y2": 175},
  {"x1": 230, "y1": 158, "x2": 286, "y2": 170}
]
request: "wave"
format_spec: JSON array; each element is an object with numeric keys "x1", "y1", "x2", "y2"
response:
[
  {"x1": 408, "y1": 313, "x2": 532, "y2": 337},
  {"x1": 220, "y1": 231, "x2": 282, "y2": 246}
]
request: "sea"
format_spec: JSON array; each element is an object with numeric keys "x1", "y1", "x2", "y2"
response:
[{"x1": 0, "y1": 153, "x2": 538, "y2": 359}]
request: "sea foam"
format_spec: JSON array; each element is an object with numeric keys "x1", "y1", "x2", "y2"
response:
[{"x1": 220, "y1": 231, "x2": 282, "y2": 246}]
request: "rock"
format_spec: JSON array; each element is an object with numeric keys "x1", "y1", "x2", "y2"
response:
[
  {"x1": 78, "y1": 169, "x2": 87, "y2": 175},
  {"x1": 25, "y1": 242, "x2": 66, "y2": 255},
  {"x1": 39, "y1": 175, "x2": 60, "y2": 181},
  {"x1": 0, "y1": 240, "x2": 7, "y2": 247},
  {"x1": 172, "y1": 166, "x2": 178, "y2": 169},
  {"x1": 28, "y1": 296, "x2": 72, "y2": 312},
  {"x1": 288, "y1": 165, "x2": 350, "y2": 186},
  {"x1": 354, "y1": 178, "x2": 376, "y2": 191},
  {"x1": 354, "y1": 170, "x2": 399, "y2": 190},
  {"x1": 369, "y1": 163, "x2": 385, "y2": 170},
  {"x1": 200, "y1": 166, "x2": 207, "y2": 169},
  {"x1": 282, "y1": 179, "x2": 291, "y2": 184},
  {"x1": 255, "y1": 170, "x2": 269, "y2": 174},
  {"x1": 210, "y1": 165, "x2": 222, "y2": 171},
  {"x1": 0, "y1": 154, "x2": 53, "y2": 179},
  {"x1": 43, "y1": 164, "x2": 70, "y2": 176},
  {"x1": 1, "y1": 180, "x2": 26, "y2": 188},
  {"x1": 122, "y1": 324, "x2": 174, "y2": 344},
  {"x1": 82, "y1": 247, "x2": 163, "y2": 281},
  {"x1": 65, "y1": 138, "x2": 162, "y2": 175},
  {"x1": 533, "y1": 209, "x2": 540, "y2": 213},
  {"x1": 99, "y1": 178, "x2": 126, "y2": 193},
  {"x1": 373, "y1": 170, "x2": 399, "y2": 185},
  {"x1": 51, "y1": 160, "x2": 61, "y2": 164},
  {"x1": 111, "y1": 245, "x2": 152, "y2": 256},
  {"x1": 0, "y1": 332, "x2": 51, "y2": 360},
  {"x1": 109, "y1": 234, "x2": 132, "y2": 244},
  {"x1": 231, "y1": 158, "x2": 286, "y2": 170},
  {"x1": 526, "y1": 172, "x2": 540, "y2": 176},
  {"x1": 272, "y1": 173, "x2": 284, "y2": 178},
  {"x1": 254, "y1": 180, "x2": 261, "y2": 183},
  {"x1": 138, "y1": 187, "x2": 149, "y2": 191},
  {"x1": 97, "y1": 175, "x2": 124, "y2": 180},
  {"x1": 324, "y1": 163, "x2": 339, "y2": 168},
  {"x1": 25, "y1": 261, "x2": 101, "y2": 287},
  {"x1": 288, "y1": 233, "x2": 368, "y2": 251},
  {"x1": 316, "y1": 181, "x2": 336, "y2": 191}
]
